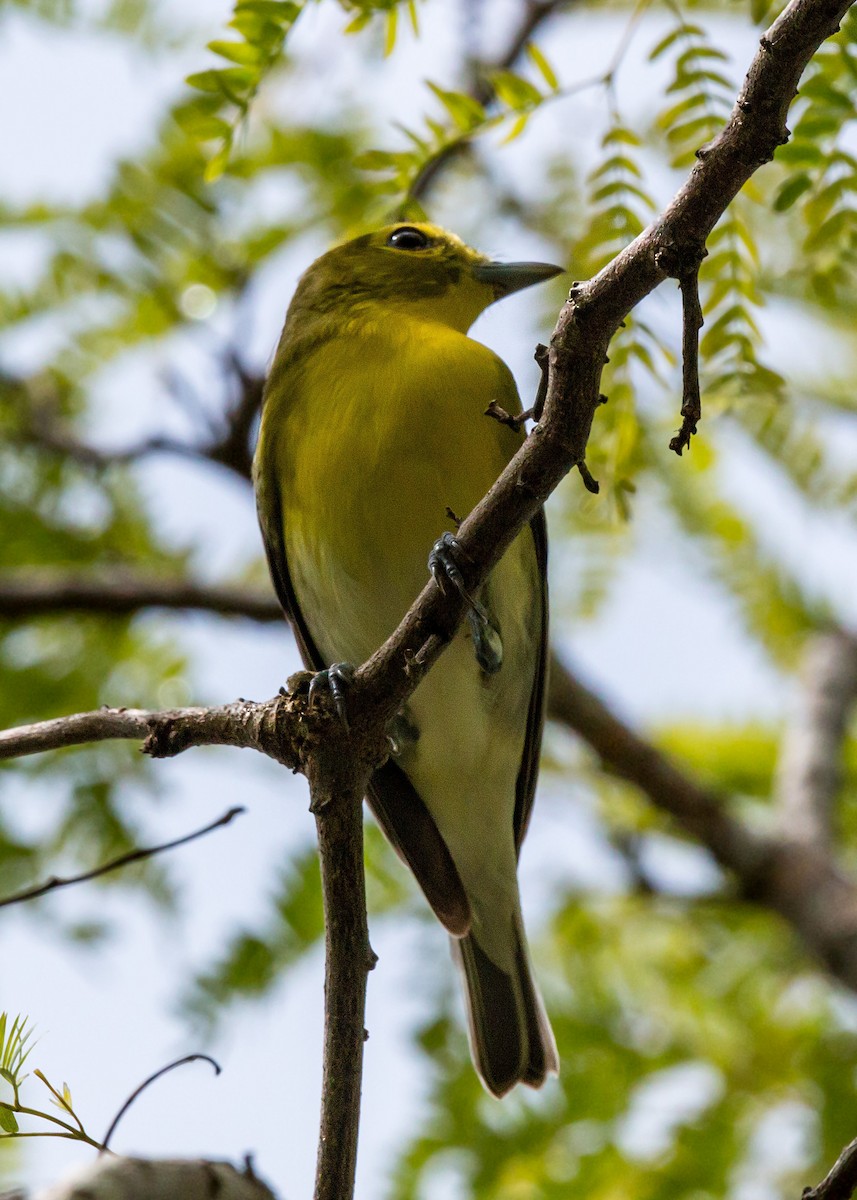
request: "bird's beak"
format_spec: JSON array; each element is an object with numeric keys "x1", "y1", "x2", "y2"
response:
[{"x1": 472, "y1": 259, "x2": 564, "y2": 298}]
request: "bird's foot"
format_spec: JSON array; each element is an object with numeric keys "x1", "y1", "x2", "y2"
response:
[
  {"x1": 307, "y1": 662, "x2": 355, "y2": 730},
  {"x1": 428, "y1": 533, "x2": 503, "y2": 674},
  {"x1": 429, "y1": 532, "x2": 483, "y2": 611}
]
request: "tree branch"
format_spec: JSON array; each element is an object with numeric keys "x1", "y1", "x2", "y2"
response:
[
  {"x1": 804, "y1": 1134, "x2": 857, "y2": 1200},
  {"x1": 2, "y1": 9, "x2": 851, "y2": 1194},
  {"x1": 347, "y1": 0, "x2": 854, "y2": 752},
  {"x1": 776, "y1": 628, "x2": 857, "y2": 849},
  {"x1": 306, "y1": 731, "x2": 378, "y2": 1200},
  {"x1": 6, "y1": 574, "x2": 857, "y2": 999},
  {"x1": 547, "y1": 653, "x2": 857, "y2": 991},
  {"x1": 9, "y1": 360, "x2": 261, "y2": 484},
  {"x1": 0, "y1": 807, "x2": 244, "y2": 909},
  {"x1": 0, "y1": 576, "x2": 281, "y2": 622},
  {"x1": 0, "y1": 698, "x2": 301, "y2": 766}
]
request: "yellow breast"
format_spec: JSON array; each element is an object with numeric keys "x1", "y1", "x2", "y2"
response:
[{"x1": 266, "y1": 313, "x2": 523, "y2": 664}]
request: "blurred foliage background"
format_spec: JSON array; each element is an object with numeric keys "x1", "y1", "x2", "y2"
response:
[{"x1": 2, "y1": 0, "x2": 857, "y2": 1196}]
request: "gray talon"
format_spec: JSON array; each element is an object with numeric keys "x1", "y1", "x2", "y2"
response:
[
  {"x1": 308, "y1": 662, "x2": 355, "y2": 730},
  {"x1": 429, "y1": 533, "x2": 486, "y2": 618},
  {"x1": 428, "y1": 532, "x2": 503, "y2": 673}
]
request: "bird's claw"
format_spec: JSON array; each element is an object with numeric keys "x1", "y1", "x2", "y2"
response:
[
  {"x1": 429, "y1": 533, "x2": 485, "y2": 616},
  {"x1": 428, "y1": 533, "x2": 503, "y2": 674},
  {"x1": 307, "y1": 662, "x2": 355, "y2": 730}
]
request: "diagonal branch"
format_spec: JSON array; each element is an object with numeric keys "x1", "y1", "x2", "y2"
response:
[
  {"x1": 804, "y1": 1134, "x2": 857, "y2": 1200},
  {"x1": 348, "y1": 0, "x2": 855, "y2": 745},
  {"x1": 548, "y1": 653, "x2": 857, "y2": 991},
  {"x1": 0, "y1": 807, "x2": 244, "y2": 909}
]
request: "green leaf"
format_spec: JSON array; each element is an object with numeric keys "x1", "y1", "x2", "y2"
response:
[
  {"x1": 204, "y1": 142, "x2": 233, "y2": 182},
  {"x1": 603, "y1": 126, "x2": 641, "y2": 148},
  {"x1": 236, "y1": 0, "x2": 299, "y2": 16},
  {"x1": 383, "y1": 7, "x2": 397, "y2": 56},
  {"x1": 491, "y1": 69, "x2": 543, "y2": 111},
  {"x1": 344, "y1": 11, "x2": 372, "y2": 33},
  {"x1": 186, "y1": 69, "x2": 224, "y2": 94},
  {"x1": 173, "y1": 108, "x2": 233, "y2": 140},
  {"x1": 649, "y1": 24, "x2": 705, "y2": 60},
  {"x1": 773, "y1": 173, "x2": 813, "y2": 211},
  {"x1": 657, "y1": 91, "x2": 708, "y2": 130},
  {"x1": 426, "y1": 82, "x2": 485, "y2": 132},
  {"x1": 501, "y1": 113, "x2": 529, "y2": 144},
  {"x1": 207, "y1": 39, "x2": 263, "y2": 66},
  {"x1": 0, "y1": 1106, "x2": 18, "y2": 1134},
  {"x1": 526, "y1": 42, "x2": 559, "y2": 91},
  {"x1": 355, "y1": 148, "x2": 399, "y2": 171}
]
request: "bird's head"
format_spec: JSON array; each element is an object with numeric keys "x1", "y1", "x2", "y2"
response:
[{"x1": 292, "y1": 223, "x2": 564, "y2": 333}]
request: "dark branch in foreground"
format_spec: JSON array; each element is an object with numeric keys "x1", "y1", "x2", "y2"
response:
[
  {"x1": 672, "y1": 266, "x2": 704, "y2": 453},
  {"x1": 0, "y1": 807, "x2": 244, "y2": 909},
  {"x1": 306, "y1": 734, "x2": 378, "y2": 1200},
  {"x1": 345, "y1": 0, "x2": 855, "y2": 791},
  {"x1": 803, "y1": 1133, "x2": 857, "y2": 1200}
]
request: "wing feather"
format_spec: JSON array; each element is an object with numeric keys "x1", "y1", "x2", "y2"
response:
[
  {"x1": 513, "y1": 509, "x2": 548, "y2": 852},
  {"x1": 256, "y1": 452, "x2": 472, "y2": 936}
]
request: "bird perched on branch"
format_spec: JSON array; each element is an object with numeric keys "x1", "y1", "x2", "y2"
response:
[{"x1": 254, "y1": 222, "x2": 561, "y2": 1096}]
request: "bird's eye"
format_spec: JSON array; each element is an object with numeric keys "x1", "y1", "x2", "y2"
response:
[{"x1": 386, "y1": 226, "x2": 430, "y2": 251}]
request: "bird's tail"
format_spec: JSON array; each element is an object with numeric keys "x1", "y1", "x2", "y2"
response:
[{"x1": 452, "y1": 910, "x2": 558, "y2": 1098}]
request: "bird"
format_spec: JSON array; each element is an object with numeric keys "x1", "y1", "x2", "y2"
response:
[{"x1": 253, "y1": 221, "x2": 561, "y2": 1096}]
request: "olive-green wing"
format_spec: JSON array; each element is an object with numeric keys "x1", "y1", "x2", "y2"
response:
[
  {"x1": 256, "y1": 461, "x2": 472, "y2": 936},
  {"x1": 256, "y1": 464, "x2": 325, "y2": 671},
  {"x1": 513, "y1": 508, "x2": 548, "y2": 853}
]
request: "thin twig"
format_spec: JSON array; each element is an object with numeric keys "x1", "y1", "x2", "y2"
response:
[
  {"x1": 101, "y1": 1055, "x2": 221, "y2": 1153},
  {"x1": 12, "y1": 363, "x2": 262, "y2": 484},
  {"x1": 671, "y1": 266, "x2": 705, "y2": 454},
  {"x1": 12, "y1": 424, "x2": 201, "y2": 471},
  {"x1": 0, "y1": 808, "x2": 244, "y2": 909},
  {"x1": 471, "y1": 0, "x2": 572, "y2": 105}
]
